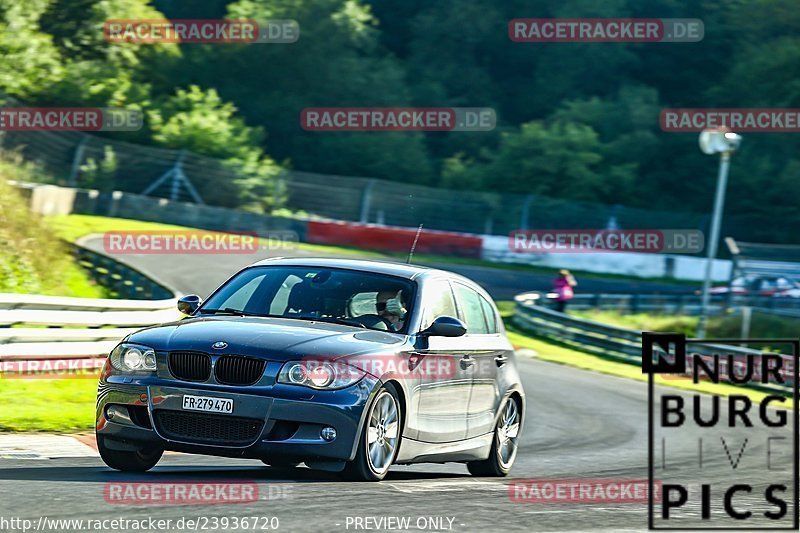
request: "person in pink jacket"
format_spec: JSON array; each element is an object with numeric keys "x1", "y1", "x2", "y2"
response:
[{"x1": 552, "y1": 269, "x2": 577, "y2": 312}]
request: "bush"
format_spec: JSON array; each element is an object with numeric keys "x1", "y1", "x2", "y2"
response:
[{"x1": 0, "y1": 154, "x2": 105, "y2": 296}]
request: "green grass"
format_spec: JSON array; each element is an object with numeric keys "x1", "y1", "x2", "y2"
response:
[
  {"x1": 570, "y1": 309, "x2": 799, "y2": 339},
  {"x1": 0, "y1": 378, "x2": 97, "y2": 432},
  {"x1": 0, "y1": 167, "x2": 107, "y2": 298},
  {"x1": 570, "y1": 310, "x2": 697, "y2": 335},
  {"x1": 48, "y1": 213, "x2": 387, "y2": 259},
  {"x1": 47, "y1": 214, "x2": 193, "y2": 243}
]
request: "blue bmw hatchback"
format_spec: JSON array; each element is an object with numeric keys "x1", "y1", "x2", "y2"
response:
[{"x1": 96, "y1": 258, "x2": 525, "y2": 481}]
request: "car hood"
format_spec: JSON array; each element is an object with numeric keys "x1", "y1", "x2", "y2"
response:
[{"x1": 125, "y1": 315, "x2": 406, "y2": 361}]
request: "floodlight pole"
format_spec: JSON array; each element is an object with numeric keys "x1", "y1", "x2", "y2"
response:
[{"x1": 696, "y1": 151, "x2": 731, "y2": 339}]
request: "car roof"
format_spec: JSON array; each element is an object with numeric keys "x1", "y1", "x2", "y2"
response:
[{"x1": 249, "y1": 256, "x2": 443, "y2": 280}]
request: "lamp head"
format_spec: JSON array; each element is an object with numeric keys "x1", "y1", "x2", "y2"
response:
[{"x1": 699, "y1": 128, "x2": 741, "y2": 155}]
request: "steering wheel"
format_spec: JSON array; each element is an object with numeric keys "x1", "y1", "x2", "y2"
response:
[{"x1": 352, "y1": 314, "x2": 393, "y2": 331}]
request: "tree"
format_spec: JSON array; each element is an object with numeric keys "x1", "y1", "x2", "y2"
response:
[
  {"x1": 178, "y1": 0, "x2": 435, "y2": 183},
  {"x1": 443, "y1": 121, "x2": 635, "y2": 203},
  {"x1": 36, "y1": 0, "x2": 178, "y2": 111},
  {"x1": 149, "y1": 85, "x2": 281, "y2": 211},
  {"x1": 0, "y1": 0, "x2": 64, "y2": 98},
  {"x1": 149, "y1": 85, "x2": 264, "y2": 160}
]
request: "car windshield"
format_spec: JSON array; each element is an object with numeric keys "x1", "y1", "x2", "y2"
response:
[{"x1": 198, "y1": 266, "x2": 416, "y2": 333}]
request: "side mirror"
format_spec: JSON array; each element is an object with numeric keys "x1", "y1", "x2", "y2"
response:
[
  {"x1": 419, "y1": 316, "x2": 467, "y2": 337},
  {"x1": 177, "y1": 294, "x2": 202, "y2": 315}
]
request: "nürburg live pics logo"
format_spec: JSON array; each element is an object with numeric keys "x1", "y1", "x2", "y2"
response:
[{"x1": 643, "y1": 332, "x2": 798, "y2": 530}]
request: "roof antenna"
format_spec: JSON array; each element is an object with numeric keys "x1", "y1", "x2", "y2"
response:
[{"x1": 407, "y1": 224, "x2": 423, "y2": 264}]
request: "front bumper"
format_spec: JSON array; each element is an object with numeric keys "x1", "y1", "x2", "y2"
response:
[{"x1": 96, "y1": 374, "x2": 381, "y2": 463}]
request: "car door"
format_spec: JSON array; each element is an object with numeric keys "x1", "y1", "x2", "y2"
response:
[
  {"x1": 410, "y1": 277, "x2": 472, "y2": 443},
  {"x1": 451, "y1": 282, "x2": 504, "y2": 439}
]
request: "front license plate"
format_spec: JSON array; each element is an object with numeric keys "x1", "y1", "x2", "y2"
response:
[{"x1": 182, "y1": 395, "x2": 233, "y2": 414}]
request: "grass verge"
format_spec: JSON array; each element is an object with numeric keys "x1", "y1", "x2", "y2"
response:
[
  {"x1": 570, "y1": 308, "x2": 800, "y2": 342},
  {"x1": 47, "y1": 214, "x2": 387, "y2": 259},
  {"x1": 0, "y1": 174, "x2": 107, "y2": 298},
  {"x1": 0, "y1": 379, "x2": 97, "y2": 432}
]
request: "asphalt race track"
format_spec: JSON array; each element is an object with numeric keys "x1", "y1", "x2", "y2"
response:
[
  {"x1": 80, "y1": 235, "x2": 693, "y2": 300},
  {"x1": 2, "y1": 358, "x2": 790, "y2": 532},
  {"x1": 0, "y1": 240, "x2": 789, "y2": 532},
  {"x1": 0, "y1": 357, "x2": 626, "y2": 532}
]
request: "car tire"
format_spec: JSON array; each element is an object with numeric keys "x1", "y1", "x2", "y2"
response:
[
  {"x1": 97, "y1": 434, "x2": 163, "y2": 472},
  {"x1": 261, "y1": 459, "x2": 300, "y2": 468},
  {"x1": 342, "y1": 383, "x2": 402, "y2": 482},
  {"x1": 467, "y1": 396, "x2": 521, "y2": 477}
]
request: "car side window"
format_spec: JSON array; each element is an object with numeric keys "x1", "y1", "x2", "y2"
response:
[
  {"x1": 453, "y1": 283, "x2": 489, "y2": 334},
  {"x1": 479, "y1": 296, "x2": 498, "y2": 334},
  {"x1": 420, "y1": 280, "x2": 457, "y2": 330}
]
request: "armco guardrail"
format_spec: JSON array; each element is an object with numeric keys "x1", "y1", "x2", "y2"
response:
[
  {"x1": 73, "y1": 240, "x2": 174, "y2": 300},
  {"x1": 0, "y1": 235, "x2": 180, "y2": 371},
  {"x1": 564, "y1": 292, "x2": 720, "y2": 315},
  {"x1": 0, "y1": 295, "x2": 179, "y2": 366},
  {"x1": 526, "y1": 291, "x2": 800, "y2": 316},
  {"x1": 513, "y1": 293, "x2": 795, "y2": 394}
]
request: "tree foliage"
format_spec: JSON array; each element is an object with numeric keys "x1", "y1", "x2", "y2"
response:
[{"x1": 1, "y1": 0, "x2": 799, "y2": 240}]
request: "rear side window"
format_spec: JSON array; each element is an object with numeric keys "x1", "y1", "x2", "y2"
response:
[
  {"x1": 480, "y1": 296, "x2": 498, "y2": 334},
  {"x1": 453, "y1": 283, "x2": 489, "y2": 334},
  {"x1": 420, "y1": 280, "x2": 457, "y2": 330}
]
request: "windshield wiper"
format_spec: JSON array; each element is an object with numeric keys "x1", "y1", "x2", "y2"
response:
[
  {"x1": 290, "y1": 316, "x2": 368, "y2": 329},
  {"x1": 200, "y1": 310, "x2": 368, "y2": 329},
  {"x1": 199, "y1": 307, "x2": 266, "y2": 317}
]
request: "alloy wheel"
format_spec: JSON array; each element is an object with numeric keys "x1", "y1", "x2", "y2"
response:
[
  {"x1": 496, "y1": 399, "x2": 520, "y2": 468},
  {"x1": 366, "y1": 391, "x2": 399, "y2": 474}
]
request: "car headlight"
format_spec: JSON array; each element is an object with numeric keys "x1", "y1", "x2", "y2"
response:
[
  {"x1": 110, "y1": 343, "x2": 157, "y2": 373},
  {"x1": 277, "y1": 360, "x2": 365, "y2": 390}
]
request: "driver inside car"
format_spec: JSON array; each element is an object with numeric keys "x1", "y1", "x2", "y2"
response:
[{"x1": 376, "y1": 290, "x2": 407, "y2": 331}]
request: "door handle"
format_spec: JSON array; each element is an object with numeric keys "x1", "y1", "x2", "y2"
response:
[
  {"x1": 460, "y1": 356, "x2": 475, "y2": 370},
  {"x1": 494, "y1": 355, "x2": 508, "y2": 367},
  {"x1": 408, "y1": 353, "x2": 426, "y2": 371}
]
